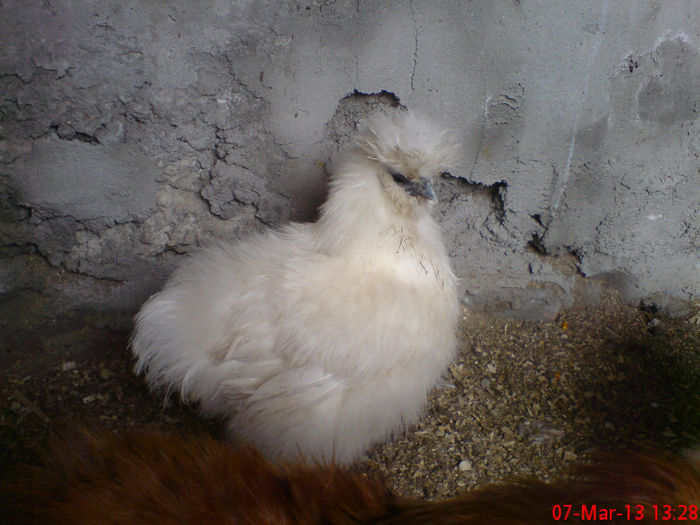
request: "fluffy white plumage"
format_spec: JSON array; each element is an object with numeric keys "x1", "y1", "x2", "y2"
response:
[{"x1": 131, "y1": 110, "x2": 461, "y2": 464}]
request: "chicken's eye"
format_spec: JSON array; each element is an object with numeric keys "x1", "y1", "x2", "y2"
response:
[{"x1": 389, "y1": 170, "x2": 410, "y2": 185}]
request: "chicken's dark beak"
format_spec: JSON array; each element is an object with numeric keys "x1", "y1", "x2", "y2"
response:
[{"x1": 408, "y1": 178, "x2": 436, "y2": 200}]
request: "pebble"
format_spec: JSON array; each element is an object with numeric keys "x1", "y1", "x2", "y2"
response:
[
  {"x1": 563, "y1": 450, "x2": 578, "y2": 461},
  {"x1": 62, "y1": 361, "x2": 76, "y2": 371},
  {"x1": 458, "y1": 459, "x2": 473, "y2": 471},
  {"x1": 662, "y1": 428, "x2": 677, "y2": 438}
]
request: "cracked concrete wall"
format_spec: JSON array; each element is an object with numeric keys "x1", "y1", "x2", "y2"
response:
[{"x1": 1, "y1": 0, "x2": 699, "y2": 352}]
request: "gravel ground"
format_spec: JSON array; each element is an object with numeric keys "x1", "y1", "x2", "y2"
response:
[{"x1": 1, "y1": 288, "x2": 698, "y2": 500}]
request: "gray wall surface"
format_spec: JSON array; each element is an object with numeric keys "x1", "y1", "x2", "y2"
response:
[{"x1": 1, "y1": 1, "x2": 699, "y2": 344}]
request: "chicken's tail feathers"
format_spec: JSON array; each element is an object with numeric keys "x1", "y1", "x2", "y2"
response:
[
  {"x1": 245, "y1": 367, "x2": 343, "y2": 413},
  {"x1": 228, "y1": 368, "x2": 348, "y2": 463},
  {"x1": 130, "y1": 293, "x2": 206, "y2": 400}
]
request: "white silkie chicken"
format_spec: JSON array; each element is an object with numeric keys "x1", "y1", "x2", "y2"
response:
[{"x1": 131, "y1": 110, "x2": 461, "y2": 463}]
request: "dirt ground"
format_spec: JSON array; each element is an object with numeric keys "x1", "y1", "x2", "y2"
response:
[{"x1": 1, "y1": 288, "x2": 698, "y2": 500}]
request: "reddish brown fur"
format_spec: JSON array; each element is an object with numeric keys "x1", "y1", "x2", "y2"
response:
[
  {"x1": 1, "y1": 427, "x2": 398, "y2": 525},
  {"x1": 3, "y1": 428, "x2": 698, "y2": 524}
]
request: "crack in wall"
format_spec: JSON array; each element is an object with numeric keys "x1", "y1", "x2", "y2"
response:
[
  {"x1": 49, "y1": 124, "x2": 101, "y2": 144},
  {"x1": 548, "y1": 0, "x2": 609, "y2": 222},
  {"x1": 442, "y1": 173, "x2": 507, "y2": 223},
  {"x1": 408, "y1": 0, "x2": 418, "y2": 94}
]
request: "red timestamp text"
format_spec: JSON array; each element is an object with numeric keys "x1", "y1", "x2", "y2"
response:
[{"x1": 552, "y1": 503, "x2": 698, "y2": 521}]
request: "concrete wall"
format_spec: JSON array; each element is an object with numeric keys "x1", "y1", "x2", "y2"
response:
[{"x1": 1, "y1": 1, "x2": 698, "y2": 346}]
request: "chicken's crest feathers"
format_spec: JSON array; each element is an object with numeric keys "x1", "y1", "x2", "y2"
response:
[{"x1": 356, "y1": 110, "x2": 461, "y2": 176}]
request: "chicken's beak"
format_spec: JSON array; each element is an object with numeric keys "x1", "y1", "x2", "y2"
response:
[{"x1": 408, "y1": 178, "x2": 436, "y2": 200}]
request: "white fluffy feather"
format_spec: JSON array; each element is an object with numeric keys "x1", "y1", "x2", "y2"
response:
[{"x1": 131, "y1": 110, "x2": 461, "y2": 463}]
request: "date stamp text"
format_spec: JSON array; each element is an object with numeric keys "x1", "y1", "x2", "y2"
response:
[{"x1": 552, "y1": 504, "x2": 698, "y2": 521}]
